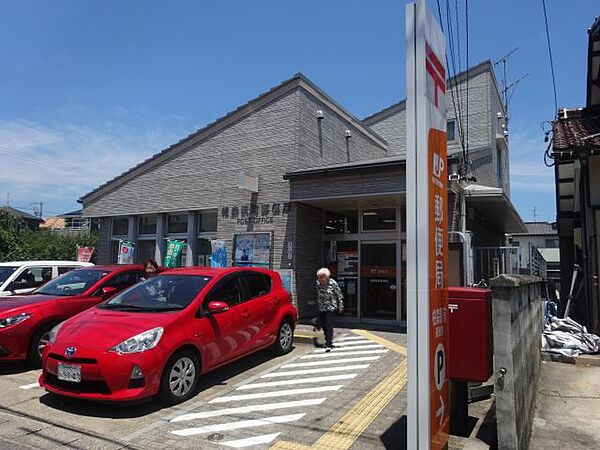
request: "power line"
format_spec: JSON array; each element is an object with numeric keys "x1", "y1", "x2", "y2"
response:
[{"x1": 541, "y1": 0, "x2": 559, "y2": 115}]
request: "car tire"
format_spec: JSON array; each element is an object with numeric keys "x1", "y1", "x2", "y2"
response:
[
  {"x1": 273, "y1": 319, "x2": 294, "y2": 356},
  {"x1": 159, "y1": 350, "x2": 200, "y2": 405},
  {"x1": 27, "y1": 324, "x2": 54, "y2": 368}
]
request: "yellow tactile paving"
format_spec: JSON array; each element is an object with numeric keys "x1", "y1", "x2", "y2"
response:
[{"x1": 271, "y1": 331, "x2": 408, "y2": 450}]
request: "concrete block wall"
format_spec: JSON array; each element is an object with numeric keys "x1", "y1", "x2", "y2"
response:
[{"x1": 490, "y1": 274, "x2": 543, "y2": 450}]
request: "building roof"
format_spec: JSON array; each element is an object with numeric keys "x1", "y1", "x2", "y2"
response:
[
  {"x1": 363, "y1": 60, "x2": 498, "y2": 125},
  {"x1": 79, "y1": 73, "x2": 388, "y2": 205},
  {"x1": 513, "y1": 222, "x2": 558, "y2": 236},
  {"x1": 462, "y1": 183, "x2": 526, "y2": 233},
  {"x1": 39, "y1": 217, "x2": 65, "y2": 229},
  {"x1": 283, "y1": 156, "x2": 405, "y2": 179},
  {"x1": 552, "y1": 107, "x2": 600, "y2": 151},
  {"x1": 538, "y1": 248, "x2": 560, "y2": 264},
  {"x1": 60, "y1": 209, "x2": 83, "y2": 217},
  {"x1": 0, "y1": 206, "x2": 43, "y2": 222}
]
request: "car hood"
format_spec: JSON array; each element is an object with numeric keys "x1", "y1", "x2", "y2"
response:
[
  {"x1": 55, "y1": 306, "x2": 179, "y2": 351},
  {"x1": 0, "y1": 294, "x2": 62, "y2": 314}
]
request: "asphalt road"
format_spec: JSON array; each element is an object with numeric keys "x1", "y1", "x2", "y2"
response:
[{"x1": 0, "y1": 330, "x2": 408, "y2": 450}]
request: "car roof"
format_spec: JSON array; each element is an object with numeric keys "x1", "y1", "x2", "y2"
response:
[
  {"x1": 84, "y1": 264, "x2": 145, "y2": 272},
  {"x1": 0, "y1": 261, "x2": 95, "y2": 267},
  {"x1": 160, "y1": 267, "x2": 276, "y2": 277}
]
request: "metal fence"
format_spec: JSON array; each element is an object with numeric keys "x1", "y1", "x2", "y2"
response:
[{"x1": 474, "y1": 245, "x2": 547, "y2": 283}]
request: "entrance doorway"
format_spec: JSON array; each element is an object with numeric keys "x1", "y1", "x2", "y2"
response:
[{"x1": 361, "y1": 243, "x2": 397, "y2": 320}]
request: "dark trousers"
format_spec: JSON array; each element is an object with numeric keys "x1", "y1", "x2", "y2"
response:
[{"x1": 319, "y1": 311, "x2": 334, "y2": 347}]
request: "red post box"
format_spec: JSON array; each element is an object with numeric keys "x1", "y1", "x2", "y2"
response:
[{"x1": 447, "y1": 287, "x2": 493, "y2": 382}]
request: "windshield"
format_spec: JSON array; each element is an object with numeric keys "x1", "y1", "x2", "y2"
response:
[
  {"x1": 0, "y1": 267, "x2": 18, "y2": 284},
  {"x1": 35, "y1": 269, "x2": 111, "y2": 296},
  {"x1": 100, "y1": 275, "x2": 211, "y2": 312}
]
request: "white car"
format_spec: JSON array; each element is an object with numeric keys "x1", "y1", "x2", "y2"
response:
[{"x1": 0, "y1": 261, "x2": 94, "y2": 296}]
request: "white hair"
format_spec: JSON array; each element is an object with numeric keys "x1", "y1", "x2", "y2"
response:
[{"x1": 316, "y1": 267, "x2": 331, "y2": 278}]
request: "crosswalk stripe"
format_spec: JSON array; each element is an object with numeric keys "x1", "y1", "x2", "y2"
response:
[
  {"x1": 262, "y1": 364, "x2": 370, "y2": 378},
  {"x1": 301, "y1": 349, "x2": 389, "y2": 359},
  {"x1": 170, "y1": 398, "x2": 326, "y2": 423},
  {"x1": 237, "y1": 374, "x2": 357, "y2": 390},
  {"x1": 170, "y1": 413, "x2": 306, "y2": 436},
  {"x1": 313, "y1": 344, "x2": 384, "y2": 353},
  {"x1": 332, "y1": 340, "x2": 373, "y2": 347},
  {"x1": 282, "y1": 356, "x2": 381, "y2": 368},
  {"x1": 209, "y1": 385, "x2": 343, "y2": 403},
  {"x1": 19, "y1": 382, "x2": 40, "y2": 390},
  {"x1": 221, "y1": 432, "x2": 281, "y2": 448},
  {"x1": 337, "y1": 336, "x2": 369, "y2": 341}
]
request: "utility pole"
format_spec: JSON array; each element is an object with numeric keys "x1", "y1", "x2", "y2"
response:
[
  {"x1": 31, "y1": 202, "x2": 43, "y2": 219},
  {"x1": 6, "y1": 192, "x2": 9, "y2": 206},
  {"x1": 533, "y1": 206, "x2": 537, "y2": 222},
  {"x1": 494, "y1": 48, "x2": 528, "y2": 126}
]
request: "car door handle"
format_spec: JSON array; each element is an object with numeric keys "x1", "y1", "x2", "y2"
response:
[{"x1": 241, "y1": 311, "x2": 251, "y2": 319}]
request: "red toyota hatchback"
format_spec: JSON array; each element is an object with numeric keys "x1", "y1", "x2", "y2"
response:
[
  {"x1": 0, "y1": 265, "x2": 145, "y2": 367},
  {"x1": 39, "y1": 267, "x2": 297, "y2": 404}
]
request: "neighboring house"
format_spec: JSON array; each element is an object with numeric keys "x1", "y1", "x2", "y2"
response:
[
  {"x1": 510, "y1": 222, "x2": 560, "y2": 289},
  {"x1": 551, "y1": 16, "x2": 600, "y2": 332},
  {"x1": 0, "y1": 206, "x2": 43, "y2": 231},
  {"x1": 40, "y1": 210, "x2": 92, "y2": 235},
  {"x1": 79, "y1": 61, "x2": 523, "y2": 324}
]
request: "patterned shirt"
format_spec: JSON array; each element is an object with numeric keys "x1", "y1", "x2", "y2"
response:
[{"x1": 316, "y1": 278, "x2": 344, "y2": 312}]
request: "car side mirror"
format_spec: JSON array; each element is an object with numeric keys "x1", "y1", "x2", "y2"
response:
[
  {"x1": 101, "y1": 286, "x2": 118, "y2": 299},
  {"x1": 207, "y1": 301, "x2": 229, "y2": 314}
]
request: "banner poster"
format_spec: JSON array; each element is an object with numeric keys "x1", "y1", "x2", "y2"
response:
[
  {"x1": 234, "y1": 233, "x2": 272, "y2": 268},
  {"x1": 210, "y1": 240, "x2": 228, "y2": 268},
  {"x1": 164, "y1": 240, "x2": 185, "y2": 268},
  {"x1": 117, "y1": 240, "x2": 135, "y2": 265},
  {"x1": 275, "y1": 269, "x2": 294, "y2": 296},
  {"x1": 76, "y1": 246, "x2": 95, "y2": 263}
]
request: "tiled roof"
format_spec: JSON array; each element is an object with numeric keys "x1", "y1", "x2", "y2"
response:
[
  {"x1": 552, "y1": 108, "x2": 600, "y2": 150},
  {"x1": 0, "y1": 206, "x2": 42, "y2": 221},
  {"x1": 512, "y1": 221, "x2": 557, "y2": 236}
]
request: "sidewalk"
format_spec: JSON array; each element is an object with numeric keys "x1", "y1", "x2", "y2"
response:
[{"x1": 530, "y1": 360, "x2": 600, "y2": 449}]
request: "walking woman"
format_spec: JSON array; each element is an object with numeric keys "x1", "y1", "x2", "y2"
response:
[{"x1": 316, "y1": 267, "x2": 344, "y2": 352}]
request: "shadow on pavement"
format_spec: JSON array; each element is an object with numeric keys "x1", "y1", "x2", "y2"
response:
[
  {"x1": 475, "y1": 399, "x2": 497, "y2": 448},
  {"x1": 0, "y1": 361, "x2": 35, "y2": 375},
  {"x1": 380, "y1": 414, "x2": 407, "y2": 449},
  {"x1": 38, "y1": 344, "x2": 300, "y2": 419}
]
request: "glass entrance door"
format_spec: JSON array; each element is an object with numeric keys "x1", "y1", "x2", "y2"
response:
[{"x1": 361, "y1": 243, "x2": 397, "y2": 320}]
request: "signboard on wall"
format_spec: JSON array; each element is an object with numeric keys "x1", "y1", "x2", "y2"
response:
[
  {"x1": 406, "y1": 1, "x2": 449, "y2": 449},
  {"x1": 117, "y1": 240, "x2": 134, "y2": 265},
  {"x1": 210, "y1": 240, "x2": 227, "y2": 268},
  {"x1": 233, "y1": 232, "x2": 272, "y2": 268},
  {"x1": 76, "y1": 246, "x2": 95, "y2": 263}
]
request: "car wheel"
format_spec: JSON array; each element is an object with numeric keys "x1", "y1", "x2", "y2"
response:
[
  {"x1": 273, "y1": 319, "x2": 294, "y2": 355},
  {"x1": 27, "y1": 324, "x2": 54, "y2": 368},
  {"x1": 159, "y1": 350, "x2": 200, "y2": 405}
]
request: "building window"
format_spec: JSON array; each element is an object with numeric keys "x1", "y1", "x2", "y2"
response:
[
  {"x1": 197, "y1": 238, "x2": 212, "y2": 266},
  {"x1": 138, "y1": 215, "x2": 157, "y2": 235},
  {"x1": 545, "y1": 238, "x2": 559, "y2": 248},
  {"x1": 136, "y1": 240, "x2": 155, "y2": 262},
  {"x1": 362, "y1": 208, "x2": 397, "y2": 231},
  {"x1": 168, "y1": 214, "x2": 188, "y2": 234},
  {"x1": 112, "y1": 218, "x2": 129, "y2": 236},
  {"x1": 198, "y1": 210, "x2": 217, "y2": 233},
  {"x1": 447, "y1": 120, "x2": 456, "y2": 142},
  {"x1": 324, "y1": 211, "x2": 358, "y2": 234}
]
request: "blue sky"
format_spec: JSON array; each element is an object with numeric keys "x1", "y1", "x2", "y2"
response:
[{"x1": 0, "y1": 1, "x2": 597, "y2": 221}]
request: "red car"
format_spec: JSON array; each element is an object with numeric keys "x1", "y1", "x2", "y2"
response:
[
  {"x1": 39, "y1": 267, "x2": 297, "y2": 404},
  {"x1": 0, "y1": 265, "x2": 146, "y2": 367}
]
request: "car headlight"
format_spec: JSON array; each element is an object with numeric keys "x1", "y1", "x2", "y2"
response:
[
  {"x1": 0, "y1": 313, "x2": 31, "y2": 329},
  {"x1": 108, "y1": 327, "x2": 164, "y2": 355},
  {"x1": 48, "y1": 322, "x2": 65, "y2": 344}
]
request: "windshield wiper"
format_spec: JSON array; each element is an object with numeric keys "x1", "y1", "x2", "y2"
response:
[{"x1": 99, "y1": 303, "x2": 150, "y2": 310}]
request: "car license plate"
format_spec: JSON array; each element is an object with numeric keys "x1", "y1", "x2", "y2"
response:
[{"x1": 57, "y1": 363, "x2": 81, "y2": 383}]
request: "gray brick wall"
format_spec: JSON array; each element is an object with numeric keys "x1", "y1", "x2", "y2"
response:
[{"x1": 365, "y1": 104, "x2": 406, "y2": 157}]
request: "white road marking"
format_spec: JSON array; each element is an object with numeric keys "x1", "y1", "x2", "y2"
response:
[
  {"x1": 209, "y1": 385, "x2": 344, "y2": 403},
  {"x1": 337, "y1": 336, "x2": 369, "y2": 341},
  {"x1": 170, "y1": 413, "x2": 305, "y2": 436},
  {"x1": 332, "y1": 340, "x2": 373, "y2": 347},
  {"x1": 301, "y1": 349, "x2": 389, "y2": 359},
  {"x1": 237, "y1": 374, "x2": 357, "y2": 390},
  {"x1": 170, "y1": 398, "x2": 326, "y2": 423},
  {"x1": 312, "y1": 344, "x2": 384, "y2": 353},
  {"x1": 282, "y1": 356, "x2": 381, "y2": 368},
  {"x1": 19, "y1": 382, "x2": 40, "y2": 390},
  {"x1": 221, "y1": 432, "x2": 281, "y2": 448},
  {"x1": 262, "y1": 364, "x2": 370, "y2": 378}
]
